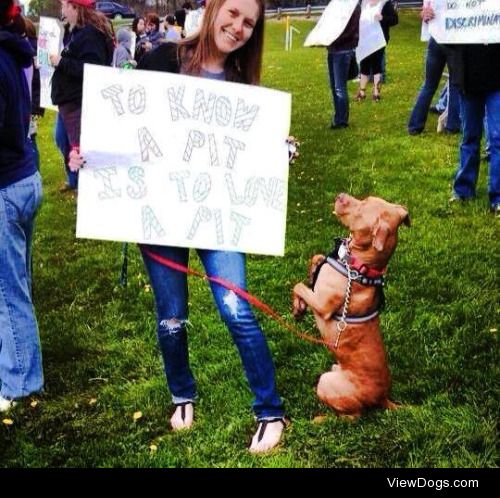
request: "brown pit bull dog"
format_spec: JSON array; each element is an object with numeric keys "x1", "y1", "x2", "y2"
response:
[{"x1": 292, "y1": 193, "x2": 410, "y2": 417}]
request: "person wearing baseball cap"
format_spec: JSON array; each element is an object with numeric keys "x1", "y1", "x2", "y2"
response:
[
  {"x1": 50, "y1": 0, "x2": 114, "y2": 190},
  {"x1": 0, "y1": 0, "x2": 44, "y2": 412}
]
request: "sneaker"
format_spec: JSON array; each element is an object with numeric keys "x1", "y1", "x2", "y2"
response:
[
  {"x1": 0, "y1": 395, "x2": 17, "y2": 412},
  {"x1": 490, "y1": 204, "x2": 500, "y2": 217},
  {"x1": 330, "y1": 123, "x2": 349, "y2": 130}
]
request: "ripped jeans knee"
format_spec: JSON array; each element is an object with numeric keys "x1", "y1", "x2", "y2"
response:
[{"x1": 158, "y1": 317, "x2": 186, "y2": 337}]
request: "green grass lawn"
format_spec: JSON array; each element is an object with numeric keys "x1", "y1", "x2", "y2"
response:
[{"x1": 1, "y1": 12, "x2": 498, "y2": 468}]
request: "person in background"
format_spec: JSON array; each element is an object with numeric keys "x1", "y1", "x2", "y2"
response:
[
  {"x1": 132, "y1": 16, "x2": 148, "y2": 62},
  {"x1": 49, "y1": 0, "x2": 114, "y2": 192},
  {"x1": 407, "y1": 7, "x2": 460, "y2": 135},
  {"x1": 184, "y1": 0, "x2": 206, "y2": 37},
  {"x1": 0, "y1": 0, "x2": 44, "y2": 413},
  {"x1": 174, "y1": 8, "x2": 187, "y2": 37},
  {"x1": 326, "y1": 0, "x2": 361, "y2": 128},
  {"x1": 70, "y1": 0, "x2": 289, "y2": 454},
  {"x1": 112, "y1": 27, "x2": 136, "y2": 68},
  {"x1": 417, "y1": 11, "x2": 500, "y2": 214},
  {"x1": 164, "y1": 15, "x2": 181, "y2": 42},
  {"x1": 355, "y1": 0, "x2": 397, "y2": 102},
  {"x1": 21, "y1": 17, "x2": 45, "y2": 170},
  {"x1": 144, "y1": 13, "x2": 164, "y2": 50}
]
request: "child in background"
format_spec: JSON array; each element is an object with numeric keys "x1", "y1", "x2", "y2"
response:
[{"x1": 112, "y1": 28, "x2": 136, "y2": 68}]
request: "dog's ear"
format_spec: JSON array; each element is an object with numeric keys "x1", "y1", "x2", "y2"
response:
[
  {"x1": 372, "y1": 218, "x2": 391, "y2": 252},
  {"x1": 397, "y1": 206, "x2": 411, "y2": 227}
]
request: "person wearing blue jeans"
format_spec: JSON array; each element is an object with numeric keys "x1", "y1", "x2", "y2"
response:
[
  {"x1": 54, "y1": 112, "x2": 77, "y2": 190},
  {"x1": 414, "y1": 6, "x2": 500, "y2": 213},
  {"x1": 0, "y1": 1, "x2": 44, "y2": 412},
  {"x1": 408, "y1": 37, "x2": 460, "y2": 134},
  {"x1": 327, "y1": 49, "x2": 355, "y2": 127},
  {"x1": 453, "y1": 90, "x2": 500, "y2": 212},
  {"x1": 140, "y1": 245, "x2": 284, "y2": 421},
  {"x1": 70, "y1": 0, "x2": 288, "y2": 453},
  {"x1": 326, "y1": 1, "x2": 361, "y2": 128}
]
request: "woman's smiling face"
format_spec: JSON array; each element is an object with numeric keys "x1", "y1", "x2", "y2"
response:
[{"x1": 212, "y1": 0, "x2": 260, "y2": 58}]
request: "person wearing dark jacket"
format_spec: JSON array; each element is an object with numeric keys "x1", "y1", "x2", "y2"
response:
[
  {"x1": 326, "y1": 0, "x2": 361, "y2": 128},
  {"x1": 50, "y1": 0, "x2": 113, "y2": 191},
  {"x1": 420, "y1": 6, "x2": 500, "y2": 214},
  {"x1": 0, "y1": 0, "x2": 44, "y2": 413}
]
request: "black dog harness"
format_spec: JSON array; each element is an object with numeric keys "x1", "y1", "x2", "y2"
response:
[{"x1": 311, "y1": 238, "x2": 385, "y2": 325}]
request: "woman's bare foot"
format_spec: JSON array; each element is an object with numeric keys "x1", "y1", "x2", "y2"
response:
[
  {"x1": 249, "y1": 418, "x2": 288, "y2": 454},
  {"x1": 170, "y1": 402, "x2": 194, "y2": 431}
]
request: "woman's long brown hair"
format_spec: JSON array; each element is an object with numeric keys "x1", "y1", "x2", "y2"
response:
[
  {"x1": 179, "y1": 0, "x2": 265, "y2": 85},
  {"x1": 73, "y1": 3, "x2": 113, "y2": 40}
]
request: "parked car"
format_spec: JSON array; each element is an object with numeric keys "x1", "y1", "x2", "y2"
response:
[{"x1": 96, "y1": 2, "x2": 135, "y2": 19}]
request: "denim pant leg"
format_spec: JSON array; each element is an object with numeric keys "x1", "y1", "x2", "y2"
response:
[
  {"x1": 485, "y1": 91, "x2": 500, "y2": 206},
  {"x1": 198, "y1": 249, "x2": 284, "y2": 420},
  {"x1": 445, "y1": 82, "x2": 461, "y2": 132},
  {"x1": 408, "y1": 38, "x2": 446, "y2": 132},
  {"x1": 55, "y1": 110, "x2": 78, "y2": 190},
  {"x1": 327, "y1": 50, "x2": 351, "y2": 126},
  {"x1": 453, "y1": 92, "x2": 485, "y2": 199},
  {"x1": 140, "y1": 244, "x2": 196, "y2": 404},
  {"x1": 0, "y1": 172, "x2": 43, "y2": 400}
]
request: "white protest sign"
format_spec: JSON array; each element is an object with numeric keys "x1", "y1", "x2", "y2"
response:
[
  {"x1": 77, "y1": 65, "x2": 291, "y2": 256},
  {"x1": 428, "y1": 0, "x2": 500, "y2": 44},
  {"x1": 304, "y1": 0, "x2": 358, "y2": 47},
  {"x1": 37, "y1": 16, "x2": 63, "y2": 111},
  {"x1": 356, "y1": 0, "x2": 387, "y2": 63}
]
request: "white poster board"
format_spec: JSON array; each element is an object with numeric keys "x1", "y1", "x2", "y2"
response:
[
  {"x1": 37, "y1": 16, "x2": 63, "y2": 111},
  {"x1": 356, "y1": 0, "x2": 387, "y2": 63},
  {"x1": 304, "y1": 0, "x2": 358, "y2": 47},
  {"x1": 77, "y1": 65, "x2": 291, "y2": 256},
  {"x1": 428, "y1": 0, "x2": 500, "y2": 44}
]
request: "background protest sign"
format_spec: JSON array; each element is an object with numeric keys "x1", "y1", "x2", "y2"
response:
[
  {"x1": 77, "y1": 65, "x2": 291, "y2": 256},
  {"x1": 429, "y1": 0, "x2": 500, "y2": 43},
  {"x1": 304, "y1": 0, "x2": 358, "y2": 47},
  {"x1": 37, "y1": 16, "x2": 63, "y2": 111},
  {"x1": 356, "y1": 0, "x2": 387, "y2": 63}
]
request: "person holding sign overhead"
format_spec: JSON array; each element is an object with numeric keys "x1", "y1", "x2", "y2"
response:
[
  {"x1": 326, "y1": 0, "x2": 361, "y2": 128},
  {"x1": 69, "y1": 0, "x2": 288, "y2": 454}
]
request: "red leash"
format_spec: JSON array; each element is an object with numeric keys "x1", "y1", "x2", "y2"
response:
[{"x1": 141, "y1": 248, "x2": 332, "y2": 348}]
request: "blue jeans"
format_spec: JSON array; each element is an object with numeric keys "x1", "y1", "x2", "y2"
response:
[
  {"x1": 54, "y1": 112, "x2": 77, "y2": 190},
  {"x1": 0, "y1": 172, "x2": 43, "y2": 400},
  {"x1": 408, "y1": 38, "x2": 460, "y2": 133},
  {"x1": 140, "y1": 245, "x2": 284, "y2": 420},
  {"x1": 327, "y1": 49, "x2": 353, "y2": 126},
  {"x1": 453, "y1": 90, "x2": 500, "y2": 207}
]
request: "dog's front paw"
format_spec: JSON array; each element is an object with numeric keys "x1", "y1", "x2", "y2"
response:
[{"x1": 292, "y1": 293, "x2": 307, "y2": 320}]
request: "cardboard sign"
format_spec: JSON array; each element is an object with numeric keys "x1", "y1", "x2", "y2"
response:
[
  {"x1": 428, "y1": 0, "x2": 500, "y2": 44},
  {"x1": 356, "y1": 0, "x2": 387, "y2": 63},
  {"x1": 304, "y1": 0, "x2": 358, "y2": 47},
  {"x1": 37, "y1": 16, "x2": 63, "y2": 111},
  {"x1": 77, "y1": 65, "x2": 291, "y2": 256}
]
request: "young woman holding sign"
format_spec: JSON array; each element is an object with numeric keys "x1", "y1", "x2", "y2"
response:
[{"x1": 70, "y1": 0, "x2": 288, "y2": 454}]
